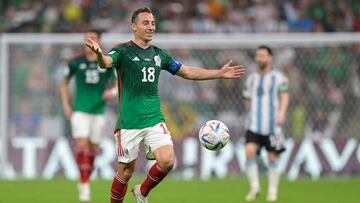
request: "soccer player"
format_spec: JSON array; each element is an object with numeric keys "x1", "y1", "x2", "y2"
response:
[
  {"x1": 85, "y1": 7, "x2": 245, "y2": 203},
  {"x1": 242, "y1": 45, "x2": 289, "y2": 202},
  {"x1": 60, "y1": 30, "x2": 117, "y2": 202}
]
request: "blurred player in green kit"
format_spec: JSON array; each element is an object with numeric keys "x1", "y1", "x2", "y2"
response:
[
  {"x1": 85, "y1": 7, "x2": 246, "y2": 203},
  {"x1": 60, "y1": 29, "x2": 117, "y2": 202}
]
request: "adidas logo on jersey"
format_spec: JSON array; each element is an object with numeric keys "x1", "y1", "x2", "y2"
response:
[
  {"x1": 79, "y1": 63, "x2": 87, "y2": 69},
  {"x1": 132, "y1": 56, "x2": 140, "y2": 61}
]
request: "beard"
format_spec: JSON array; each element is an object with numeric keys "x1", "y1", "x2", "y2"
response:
[{"x1": 258, "y1": 62, "x2": 268, "y2": 70}]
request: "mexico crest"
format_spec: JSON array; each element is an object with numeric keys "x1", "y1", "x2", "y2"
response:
[{"x1": 154, "y1": 55, "x2": 161, "y2": 67}]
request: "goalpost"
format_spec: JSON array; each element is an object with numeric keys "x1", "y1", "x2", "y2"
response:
[{"x1": 1, "y1": 33, "x2": 360, "y2": 179}]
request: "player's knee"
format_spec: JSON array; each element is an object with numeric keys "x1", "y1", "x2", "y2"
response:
[
  {"x1": 157, "y1": 154, "x2": 175, "y2": 172},
  {"x1": 118, "y1": 167, "x2": 134, "y2": 180},
  {"x1": 246, "y1": 155, "x2": 256, "y2": 161},
  {"x1": 268, "y1": 152, "x2": 279, "y2": 162},
  {"x1": 246, "y1": 150, "x2": 256, "y2": 160},
  {"x1": 122, "y1": 170, "x2": 133, "y2": 180},
  {"x1": 117, "y1": 161, "x2": 136, "y2": 181},
  {"x1": 245, "y1": 145, "x2": 257, "y2": 160},
  {"x1": 76, "y1": 138, "x2": 89, "y2": 150}
]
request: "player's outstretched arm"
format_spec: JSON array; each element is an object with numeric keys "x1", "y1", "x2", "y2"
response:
[
  {"x1": 85, "y1": 38, "x2": 113, "y2": 68},
  {"x1": 103, "y1": 81, "x2": 118, "y2": 100},
  {"x1": 60, "y1": 78, "x2": 73, "y2": 120},
  {"x1": 177, "y1": 60, "x2": 245, "y2": 80},
  {"x1": 276, "y1": 92, "x2": 289, "y2": 125}
]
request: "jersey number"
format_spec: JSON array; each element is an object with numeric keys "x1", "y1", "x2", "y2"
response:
[
  {"x1": 160, "y1": 123, "x2": 168, "y2": 134},
  {"x1": 85, "y1": 70, "x2": 99, "y2": 84},
  {"x1": 141, "y1": 67, "x2": 155, "y2": 82}
]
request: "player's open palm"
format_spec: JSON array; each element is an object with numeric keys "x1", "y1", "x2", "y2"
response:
[
  {"x1": 102, "y1": 89, "x2": 114, "y2": 100},
  {"x1": 85, "y1": 38, "x2": 103, "y2": 55},
  {"x1": 221, "y1": 60, "x2": 246, "y2": 79}
]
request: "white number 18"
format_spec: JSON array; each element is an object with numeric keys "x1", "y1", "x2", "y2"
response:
[{"x1": 141, "y1": 67, "x2": 155, "y2": 82}]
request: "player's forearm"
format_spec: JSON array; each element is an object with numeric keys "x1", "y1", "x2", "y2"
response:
[
  {"x1": 111, "y1": 82, "x2": 118, "y2": 97},
  {"x1": 97, "y1": 53, "x2": 113, "y2": 69},
  {"x1": 245, "y1": 99, "x2": 251, "y2": 110},
  {"x1": 180, "y1": 66, "x2": 222, "y2": 80},
  {"x1": 279, "y1": 92, "x2": 289, "y2": 117},
  {"x1": 60, "y1": 80, "x2": 71, "y2": 108}
]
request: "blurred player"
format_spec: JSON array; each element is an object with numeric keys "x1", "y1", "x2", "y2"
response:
[
  {"x1": 85, "y1": 7, "x2": 246, "y2": 203},
  {"x1": 242, "y1": 45, "x2": 289, "y2": 202},
  {"x1": 60, "y1": 30, "x2": 117, "y2": 202}
]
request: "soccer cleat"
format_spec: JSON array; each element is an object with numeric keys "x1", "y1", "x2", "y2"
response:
[
  {"x1": 245, "y1": 188, "x2": 260, "y2": 202},
  {"x1": 145, "y1": 145, "x2": 156, "y2": 160},
  {"x1": 78, "y1": 182, "x2": 91, "y2": 202},
  {"x1": 267, "y1": 190, "x2": 278, "y2": 202},
  {"x1": 131, "y1": 184, "x2": 148, "y2": 203}
]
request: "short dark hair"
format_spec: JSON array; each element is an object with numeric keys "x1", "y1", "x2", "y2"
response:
[
  {"x1": 86, "y1": 29, "x2": 102, "y2": 38},
  {"x1": 131, "y1": 7, "x2": 153, "y2": 23},
  {"x1": 257, "y1": 45, "x2": 273, "y2": 56}
]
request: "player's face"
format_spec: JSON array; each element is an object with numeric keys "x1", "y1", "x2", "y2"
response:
[
  {"x1": 255, "y1": 49, "x2": 271, "y2": 70},
  {"x1": 84, "y1": 32, "x2": 100, "y2": 52},
  {"x1": 132, "y1": 12, "x2": 156, "y2": 42}
]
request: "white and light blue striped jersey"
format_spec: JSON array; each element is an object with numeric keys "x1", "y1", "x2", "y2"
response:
[{"x1": 243, "y1": 70, "x2": 289, "y2": 135}]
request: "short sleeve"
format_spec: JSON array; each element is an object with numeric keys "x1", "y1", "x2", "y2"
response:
[
  {"x1": 160, "y1": 50, "x2": 182, "y2": 75},
  {"x1": 64, "y1": 61, "x2": 77, "y2": 80},
  {"x1": 243, "y1": 74, "x2": 253, "y2": 99},
  {"x1": 277, "y1": 73, "x2": 289, "y2": 93},
  {"x1": 108, "y1": 48, "x2": 122, "y2": 67}
]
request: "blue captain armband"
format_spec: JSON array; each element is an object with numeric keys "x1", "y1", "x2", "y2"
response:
[{"x1": 166, "y1": 59, "x2": 182, "y2": 75}]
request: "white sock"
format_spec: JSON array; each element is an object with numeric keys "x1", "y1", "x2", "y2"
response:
[
  {"x1": 246, "y1": 159, "x2": 259, "y2": 190},
  {"x1": 268, "y1": 161, "x2": 280, "y2": 194}
]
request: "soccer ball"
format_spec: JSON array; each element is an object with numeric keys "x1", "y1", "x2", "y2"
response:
[{"x1": 198, "y1": 120, "x2": 230, "y2": 151}]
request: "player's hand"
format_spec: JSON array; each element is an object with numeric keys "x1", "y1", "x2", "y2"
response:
[
  {"x1": 276, "y1": 113, "x2": 285, "y2": 125},
  {"x1": 102, "y1": 89, "x2": 116, "y2": 100},
  {"x1": 220, "y1": 60, "x2": 246, "y2": 79},
  {"x1": 85, "y1": 38, "x2": 103, "y2": 55},
  {"x1": 63, "y1": 104, "x2": 73, "y2": 120}
]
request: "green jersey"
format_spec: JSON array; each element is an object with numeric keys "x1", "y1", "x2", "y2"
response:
[
  {"x1": 65, "y1": 53, "x2": 116, "y2": 114},
  {"x1": 109, "y1": 41, "x2": 182, "y2": 129}
]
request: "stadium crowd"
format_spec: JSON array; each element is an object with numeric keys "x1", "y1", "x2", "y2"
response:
[
  {"x1": 1, "y1": 0, "x2": 360, "y2": 33},
  {"x1": 3, "y1": 0, "x2": 360, "y2": 141}
]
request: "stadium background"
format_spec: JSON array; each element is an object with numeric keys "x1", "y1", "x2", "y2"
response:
[{"x1": 0, "y1": 0, "x2": 360, "y2": 202}]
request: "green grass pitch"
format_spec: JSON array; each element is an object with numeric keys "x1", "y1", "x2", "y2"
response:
[{"x1": 0, "y1": 178, "x2": 359, "y2": 203}]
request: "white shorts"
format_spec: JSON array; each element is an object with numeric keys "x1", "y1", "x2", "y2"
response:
[
  {"x1": 115, "y1": 122, "x2": 173, "y2": 163},
  {"x1": 71, "y1": 112, "x2": 106, "y2": 144}
]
